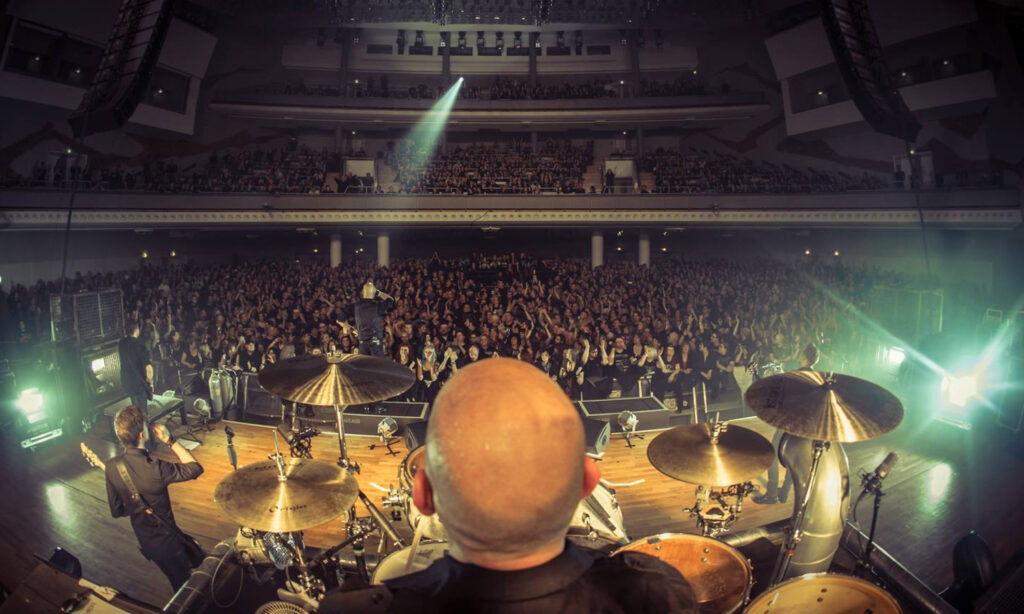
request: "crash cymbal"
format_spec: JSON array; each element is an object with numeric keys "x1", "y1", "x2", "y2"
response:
[
  {"x1": 214, "y1": 458, "x2": 359, "y2": 532},
  {"x1": 647, "y1": 423, "x2": 775, "y2": 486},
  {"x1": 744, "y1": 370, "x2": 903, "y2": 442},
  {"x1": 258, "y1": 353, "x2": 415, "y2": 406}
]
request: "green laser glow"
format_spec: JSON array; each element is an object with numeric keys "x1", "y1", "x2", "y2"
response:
[{"x1": 403, "y1": 78, "x2": 464, "y2": 170}]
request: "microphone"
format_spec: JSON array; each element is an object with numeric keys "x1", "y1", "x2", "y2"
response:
[
  {"x1": 860, "y1": 452, "x2": 898, "y2": 495},
  {"x1": 225, "y1": 425, "x2": 237, "y2": 471}
]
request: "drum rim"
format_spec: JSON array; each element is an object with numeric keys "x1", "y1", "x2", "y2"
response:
[
  {"x1": 399, "y1": 445, "x2": 427, "y2": 485},
  {"x1": 746, "y1": 572, "x2": 902, "y2": 610},
  {"x1": 612, "y1": 532, "x2": 749, "y2": 563},
  {"x1": 371, "y1": 539, "x2": 450, "y2": 585}
]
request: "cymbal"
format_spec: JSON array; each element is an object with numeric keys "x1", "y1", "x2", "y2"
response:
[
  {"x1": 258, "y1": 353, "x2": 415, "y2": 406},
  {"x1": 647, "y1": 423, "x2": 775, "y2": 486},
  {"x1": 744, "y1": 370, "x2": 903, "y2": 442},
  {"x1": 214, "y1": 458, "x2": 359, "y2": 532}
]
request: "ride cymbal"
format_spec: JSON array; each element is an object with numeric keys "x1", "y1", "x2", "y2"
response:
[
  {"x1": 647, "y1": 423, "x2": 775, "y2": 486},
  {"x1": 744, "y1": 371, "x2": 903, "y2": 442},
  {"x1": 258, "y1": 353, "x2": 415, "y2": 406},
  {"x1": 214, "y1": 458, "x2": 359, "y2": 532}
]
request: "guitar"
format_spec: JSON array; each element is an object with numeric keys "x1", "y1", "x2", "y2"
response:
[{"x1": 80, "y1": 442, "x2": 106, "y2": 471}]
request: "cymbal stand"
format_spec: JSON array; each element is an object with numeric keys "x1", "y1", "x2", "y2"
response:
[
  {"x1": 769, "y1": 439, "x2": 828, "y2": 586},
  {"x1": 334, "y1": 403, "x2": 359, "y2": 473}
]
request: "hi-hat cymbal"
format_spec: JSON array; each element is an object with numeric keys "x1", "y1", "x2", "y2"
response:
[
  {"x1": 214, "y1": 458, "x2": 359, "y2": 532},
  {"x1": 647, "y1": 423, "x2": 775, "y2": 486},
  {"x1": 258, "y1": 353, "x2": 415, "y2": 406},
  {"x1": 744, "y1": 370, "x2": 903, "y2": 442}
]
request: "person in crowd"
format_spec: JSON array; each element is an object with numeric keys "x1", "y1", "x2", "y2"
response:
[{"x1": 320, "y1": 358, "x2": 698, "y2": 612}]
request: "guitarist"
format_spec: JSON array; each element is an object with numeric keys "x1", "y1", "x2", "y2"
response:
[
  {"x1": 119, "y1": 323, "x2": 154, "y2": 413},
  {"x1": 105, "y1": 406, "x2": 204, "y2": 590}
]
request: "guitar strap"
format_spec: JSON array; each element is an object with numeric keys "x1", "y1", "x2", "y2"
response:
[{"x1": 114, "y1": 459, "x2": 204, "y2": 565}]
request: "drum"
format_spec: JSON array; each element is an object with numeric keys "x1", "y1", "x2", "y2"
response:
[
  {"x1": 744, "y1": 573, "x2": 901, "y2": 613},
  {"x1": 371, "y1": 541, "x2": 450, "y2": 584},
  {"x1": 614, "y1": 533, "x2": 752, "y2": 614},
  {"x1": 398, "y1": 446, "x2": 628, "y2": 544},
  {"x1": 399, "y1": 447, "x2": 448, "y2": 540},
  {"x1": 569, "y1": 483, "x2": 629, "y2": 544}
]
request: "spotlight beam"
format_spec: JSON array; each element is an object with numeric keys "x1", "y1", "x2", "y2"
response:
[{"x1": 403, "y1": 78, "x2": 464, "y2": 171}]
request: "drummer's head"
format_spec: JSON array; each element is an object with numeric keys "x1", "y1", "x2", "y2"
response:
[
  {"x1": 362, "y1": 282, "x2": 376, "y2": 299},
  {"x1": 799, "y1": 343, "x2": 819, "y2": 368},
  {"x1": 413, "y1": 358, "x2": 600, "y2": 569}
]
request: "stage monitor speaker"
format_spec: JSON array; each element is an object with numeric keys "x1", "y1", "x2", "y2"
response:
[
  {"x1": 583, "y1": 416, "x2": 611, "y2": 455},
  {"x1": 404, "y1": 420, "x2": 429, "y2": 450},
  {"x1": 68, "y1": 0, "x2": 175, "y2": 137},
  {"x1": 819, "y1": 0, "x2": 921, "y2": 142}
]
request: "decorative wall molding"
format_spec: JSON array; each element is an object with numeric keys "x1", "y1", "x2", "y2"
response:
[{"x1": 1, "y1": 207, "x2": 1018, "y2": 229}]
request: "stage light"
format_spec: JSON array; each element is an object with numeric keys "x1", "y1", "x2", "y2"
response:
[
  {"x1": 886, "y1": 347, "x2": 906, "y2": 368},
  {"x1": 377, "y1": 417, "x2": 398, "y2": 439},
  {"x1": 170, "y1": 249, "x2": 177, "y2": 258},
  {"x1": 400, "y1": 77, "x2": 464, "y2": 172},
  {"x1": 804, "y1": 249, "x2": 811, "y2": 255},
  {"x1": 313, "y1": 248, "x2": 319, "y2": 253},
  {"x1": 141, "y1": 250, "x2": 148, "y2": 259},
  {"x1": 90, "y1": 358, "x2": 105, "y2": 373},
  {"x1": 834, "y1": 250, "x2": 840, "y2": 256},
  {"x1": 941, "y1": 372, "x2": 979, "y2": 408},
  {"x1": 16, "y1": 388, "x2": 45, "y2": 424}
]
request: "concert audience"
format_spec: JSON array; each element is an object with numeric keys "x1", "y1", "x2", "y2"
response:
[
  {"x1": 2, "y1": 253, "x2": 896, "y2": 406},
  {"x1": 386, "y1": 139, "x2": 592, "y2": 195},
  {"x1": 639, "y1": 148, "x2": 888, "y2": 194}
]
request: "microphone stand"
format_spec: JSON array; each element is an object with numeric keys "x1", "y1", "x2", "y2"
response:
[{"x1": 855, "y1": 477, "x2": 887, "y2": 578}]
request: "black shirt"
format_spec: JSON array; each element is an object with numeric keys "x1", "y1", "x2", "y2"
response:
[
  {"x1": 342, "y1": 297, "x2": 396, "y2": 342},
  {"x1": 105, "y1": 447, "x2": 203, "y2": 554},
  {"x1": 118, "y1": 335, "x2": 151, "y2": 394},
  {"x1": 320, "y1": 541, "x2": 697, "y2": 613}
]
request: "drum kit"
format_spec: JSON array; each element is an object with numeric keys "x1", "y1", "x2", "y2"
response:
[
  {"x1": 633, "y1": 368, "x2": 906, "y2": 612},
  {"x1": 209, "y1": 352, "x2": 908, "y2": 613}
]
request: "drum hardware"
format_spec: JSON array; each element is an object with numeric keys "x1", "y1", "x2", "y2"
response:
[
  {"x1": 617, "y1": 411, "x2": 645, "y2": 448},
  {"x1": 684, "y1": 482, "x2": 755, "y2": 538},
  {"x1": 770, "y1": 438, "x2": 828, "y2": 586},
  {"x1": 225, "y1": 425, "x2": 238, "y2": 471},
  {"x1": 745, "y1": 371, "x2": 904, "y2": 586},
  {"x1": 852, "y1": 452, "x2": 899, "y2": 579},
  {"x1": 276, "y1": 422, "x2": 319, "y2": 459}
]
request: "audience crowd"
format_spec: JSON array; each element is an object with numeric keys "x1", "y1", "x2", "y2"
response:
[
  {"x1": 234, "y1": 76, "x2": 715, "y2": 101},
  {"x1": 7, "y1": 143, "x2": 333, "y2": 195},
  {"x1": 2, "y1": 253, "x2": 894, "y2": 406},
  {"x1": 386, "y1": 139, "x2": 593, "y2": 195},
  {"x1": 639, "y1": 148, "x2": 888, "y2": 194}
]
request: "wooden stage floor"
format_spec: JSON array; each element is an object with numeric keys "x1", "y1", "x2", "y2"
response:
[{"x1": 1, "y1": 410, "x2": 1023, "y2": 607}]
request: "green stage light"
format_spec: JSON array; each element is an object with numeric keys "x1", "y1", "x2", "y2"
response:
[
  {"x1": 402, "y1": 78, "x2": 464, "y2": 170},
  {"x1": 91, "y1": 357, "x2": 105, "y2": 373},
  {"x1": 886, "y1": 347, "x2": 906, "y2": 368},
  {"x1": 940, "y1": 372, "x2": 978, "y2": 408},
  {"x1": 16, "y1": 387, "x2": 45, "y2": 424}
]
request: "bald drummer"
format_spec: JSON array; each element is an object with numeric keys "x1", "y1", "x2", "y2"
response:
[{"x1": 322, "y1": 358, "x2": 697, "y2": 612}]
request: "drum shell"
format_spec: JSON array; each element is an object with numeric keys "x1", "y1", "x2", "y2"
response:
[
  {"x1": 744, "y1": 572, "x2": 901, "y2": 613},
  {"x1": 614, "y1": 533, "x2": 751, "y2": 614}
]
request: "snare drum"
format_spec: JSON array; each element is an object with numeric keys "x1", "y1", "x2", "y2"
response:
[
  {"x1": 371, "y1": 541, "x2": 450, "y2": 584},
  {"x1": 614, "y1": 533, "x2": 752, "y2": 614},
  {"x1": 744, "y1": 573, "x2": 901, "y2": 613}
]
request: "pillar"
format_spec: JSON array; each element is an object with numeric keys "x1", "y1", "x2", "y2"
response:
[
  {"x1": 638, "y1": 233, "x2": 650, "y2": 267},
  {"x1": 629, "y1": 30, "x2": 641, "y2": 97},
  {"x1": 530, "y1": 131, "x2": 538, "y2": 153},
  {"x1": 334, "y1": 126, "x2": 343, "y2": 155},
  {"x1": 441, "y1": 32, "x2": 451, "y2": 82},
  {"x1": 377, "y1": 233, "x2": 390, "y2": 268},
  {"x1": 528, "y1": 32, "x2": 539, "y2": 91},
  {"x1": 636, "y1": 126, "x2": 644, "y2": 157},
  {"x1": 330, "y1": 233, "x2": 342, "y2": 268},
  {"x1": 591, "y1": 231, "x2": 604, "y2": 268}
]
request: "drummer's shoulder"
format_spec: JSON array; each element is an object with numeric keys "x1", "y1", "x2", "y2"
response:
[
  {"x1": 588, "y1": 551, "x2": 700, "y2": 611},
  {"x1": 318, "y1": 585, "x2": 394, "y2": 613}
]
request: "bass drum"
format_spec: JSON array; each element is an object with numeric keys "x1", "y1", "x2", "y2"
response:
[
  {"x1": 398, "y1": 446, "x2": 628, "y2": 545},
  {"x1": 614, "y1": 533, "x2": 752, "y2": 614},
  {"x1": 743, "y1": 573, "x2": 901, "y2": 613},
  {"x1": 371, "y1": 541, "x2": 449, "y2": 584}
]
